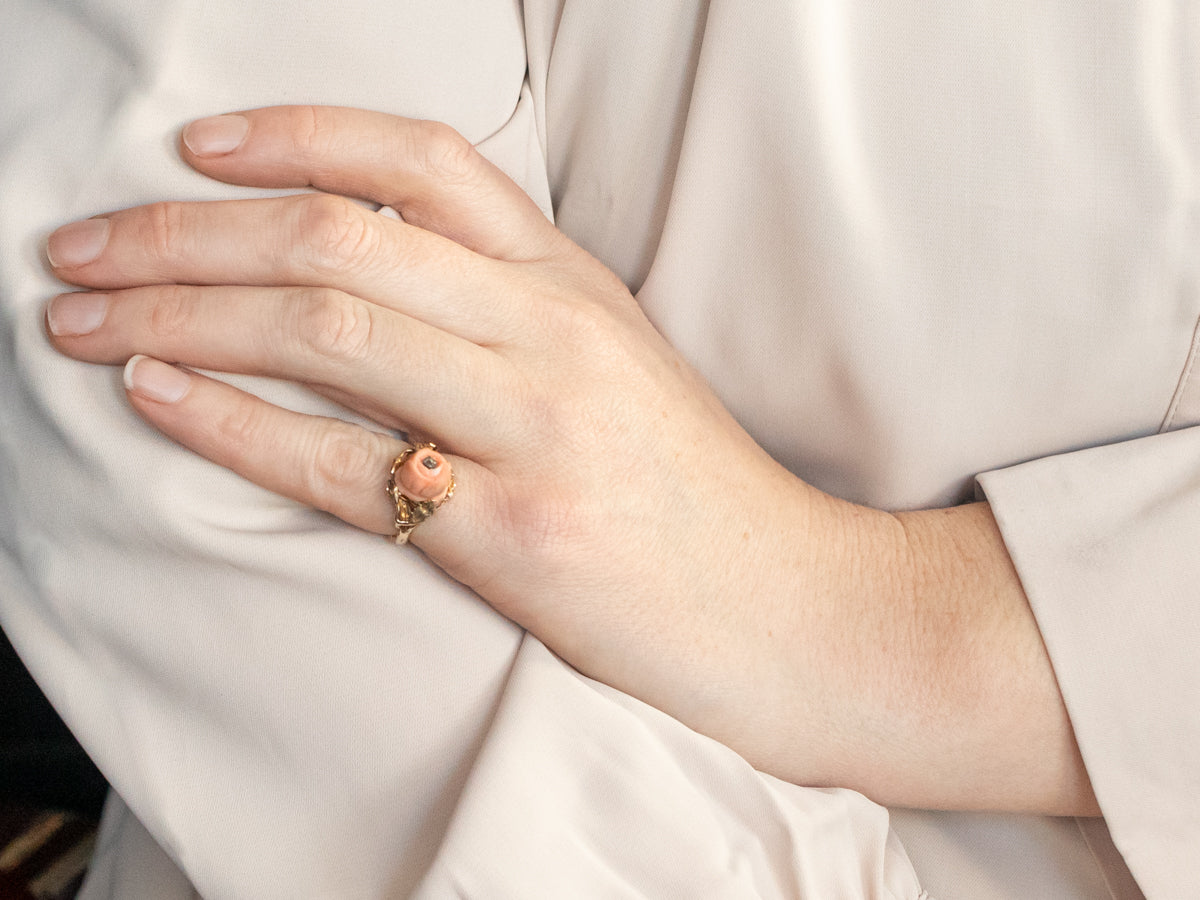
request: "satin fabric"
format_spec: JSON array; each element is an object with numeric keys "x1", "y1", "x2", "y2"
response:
[
  {"x1": 2, "y1": 1, "x2": 1196, "y2": 897},
  {"x1": 530, "y1": 4, "x2": 1198, "y2": 895}
]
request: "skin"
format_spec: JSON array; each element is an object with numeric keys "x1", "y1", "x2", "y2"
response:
[{"x1": 44, "y1": 106, "x2": 1099, "y2": 816}]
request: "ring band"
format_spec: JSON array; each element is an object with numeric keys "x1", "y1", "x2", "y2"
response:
[{"x1": 386, "y1": 442, "x2": 455, "y2": 545}]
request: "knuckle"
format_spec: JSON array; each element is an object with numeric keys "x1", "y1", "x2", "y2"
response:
[
  {"x1": 293, "y1": 288, "x2": 376, "y2": 364},
  {"x1": 146, "y1": 284, "x2": 197, "y2": 342},
  {"x1": 213, "y1": 396, "x2": 268, "y2": 462},
  {"x1": 493, "y1": 484, "x2": 590, "y2": 571},
  {"x1": 288, "y1": 104, "x2": 337, "y2": 158},
  {"x1": 539, "y1": 297, "x2": 614, "y2": 352},
  {"x1": 409, "y1": 119, "x2": 478, "y2": 183},
  {"x1": 295, "y1": 193, "x2": 380, "y2": 273},
  {"x1": 305, "y1": 426, "x2": 377, "y2": 500},
  {"x1": 141, "y1": 201, "x2": 189, "y2": 261}
]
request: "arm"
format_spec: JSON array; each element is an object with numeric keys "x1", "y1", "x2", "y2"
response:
[{"x1": 45, "y1": 105, "x2": 1096, "y2": 816}]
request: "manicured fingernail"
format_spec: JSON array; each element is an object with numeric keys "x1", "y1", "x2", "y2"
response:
[
  {"x1": 183, "y1": 115, "x2": 249, "y2": 156},
  {"x1": 46, "y1": 293, "x2": 109, "y2": 336},
  {"x1": 124, "y1": 355, "x2": 191, "y2": 403},
  {"x1": 46, "y1": 218, "x2": 110, "y2": 268}
]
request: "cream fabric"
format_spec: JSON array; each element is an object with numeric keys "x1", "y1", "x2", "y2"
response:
[
  {"x1": 529, "y1": 3, "x2": 1199, "y2": 895},
  {"x1": 1, "y1": 0, "x2": 1196, "y2": 897}
]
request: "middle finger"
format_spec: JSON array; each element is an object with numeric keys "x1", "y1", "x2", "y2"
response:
[{"x1": 45, "y1": 194, "x2": 528, "y2": 345}]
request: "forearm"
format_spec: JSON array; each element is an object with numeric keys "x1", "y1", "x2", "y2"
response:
[
  {"x1": 665, "y1": 486, "x2": 1099, "y2": 816},
  {"x1": 887, "y1": 501, "x2": 1096, "y2": 813}
]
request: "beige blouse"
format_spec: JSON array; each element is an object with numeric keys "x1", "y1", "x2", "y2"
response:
[{"x1": 1, "y1": 0, "x2": 1195, "y2": 896}]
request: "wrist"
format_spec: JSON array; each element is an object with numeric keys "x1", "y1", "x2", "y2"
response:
[{"x1": 801, "y1": 499, "x2": 1098, "y2": 813}]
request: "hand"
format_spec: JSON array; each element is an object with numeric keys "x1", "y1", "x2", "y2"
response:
[
  {"x1": 44, "y1": 106, "x2": 1097, "y2": 815},
  {"x1": 43, "y1": 104, "x2": 809, "y2": 733}
]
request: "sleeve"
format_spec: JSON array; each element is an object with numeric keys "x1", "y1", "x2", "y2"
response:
[{"x1": 977, "y1": 424, "x2": 1200, "y2": 899}]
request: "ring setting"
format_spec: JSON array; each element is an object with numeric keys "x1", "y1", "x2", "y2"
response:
[{"x1": 386, "y1": 442, "x2": 455, "y2": 544}]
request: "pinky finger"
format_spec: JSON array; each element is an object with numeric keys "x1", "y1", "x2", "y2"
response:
[{"x1": 122, "y1": 354, "x2": 460, "y2": 538}]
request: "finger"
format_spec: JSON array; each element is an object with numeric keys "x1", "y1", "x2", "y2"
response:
[
  {"x1": 179, "y1": 105, "x2": 564, "y2": 262},
  {"x1": 44, "y1": 194, "x2": 526, "y2": 343},
  {"x1": 121, "y1": 355, "x2": 491, "y2": 553},
  {"x1": 46, "y1": 285, "x2": 515, "y2": 457}
]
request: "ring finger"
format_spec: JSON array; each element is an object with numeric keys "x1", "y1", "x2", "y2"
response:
[{"x1": 47, "y1": 284, "x2": 517, "y2": 457}]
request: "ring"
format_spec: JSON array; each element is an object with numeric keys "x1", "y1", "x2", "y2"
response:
[{"x1": 386, "y1": 442, "x2": 455, "y2": 545}]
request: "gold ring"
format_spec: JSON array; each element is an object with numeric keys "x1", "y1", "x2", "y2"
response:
[{"x1": 386, "y1": 442, "x2": 455, "y2": 545}]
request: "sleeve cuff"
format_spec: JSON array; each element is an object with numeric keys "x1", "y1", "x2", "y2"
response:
[{"x1": 976, "y1": 426, "x2": 1200, "y2": 899}]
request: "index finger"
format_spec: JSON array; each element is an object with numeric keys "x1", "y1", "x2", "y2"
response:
[{"x1": 181, "y1": 105, "x2": 563, "y2": 263}]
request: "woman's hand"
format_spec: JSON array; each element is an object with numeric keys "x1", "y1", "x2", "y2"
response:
[
  {"x1": 43, "y1": 104, "x2": 816, "y2": 737},
  {"x1": 44, "y1": 106, "x2": 1097, "y2": 816}
]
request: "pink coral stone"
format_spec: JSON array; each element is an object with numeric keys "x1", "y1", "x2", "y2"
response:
[{"x1": 398, "y1": 448, "x2": 452, "y2": 501}]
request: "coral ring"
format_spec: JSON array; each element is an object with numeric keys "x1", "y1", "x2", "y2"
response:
[{"x1": 386, "y1": 442, "x2": 455, "y2": 545}]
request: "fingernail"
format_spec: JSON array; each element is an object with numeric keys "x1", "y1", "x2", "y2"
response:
[
  {"x1": 46, "y1": 293, "x2": 109, "y2": 336},
  {"x1": 46, "y1": 218, "x2": 110, "y2": 268},
  {"x1": 124, "y1": 355, "x2": 191, "y2": 403},
  {"x1": 183, "y1": 114, "x2": 249, "y2": 157}
]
